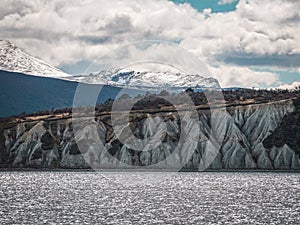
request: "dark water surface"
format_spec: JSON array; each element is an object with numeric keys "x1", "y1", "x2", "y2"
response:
[{"x1": 0, "y1": 172, "x2": 299, "y2": 224}]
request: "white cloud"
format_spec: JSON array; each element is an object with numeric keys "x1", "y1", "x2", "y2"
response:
[
  {"x1": 277, "y1": 81, "x2": 300, "y2": 90},
  {"x1": 0, "y1": 0, "x2": 205, "y2": 64},
  {"x1": 210, "y1": 65, "x2": 280, "y2": 88},
  {"x1": 0, "y1": 0, "x2": 299, "y2": 87},
  {"x1": 218, "y1": 0, "x2": 238, "y2": 5},
  {"x1": 87, "y1": 41, "x2": 212, "y2": 77},
  {"x1": 202, "y1": 8, "x2": 212, "y2": 16}
]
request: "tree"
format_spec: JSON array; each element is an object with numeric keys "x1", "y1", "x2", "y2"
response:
[{"x1": 185, "y1": 88, "x2": 194, "y2": 94}]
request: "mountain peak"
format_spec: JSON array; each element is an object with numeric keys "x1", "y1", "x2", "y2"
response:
[
  {"x1": 0, "y1": 40, "x2": 70, "y2": 78},
  {"x1": 0, "y1": 40, "x2": 15, "y2": 48}
]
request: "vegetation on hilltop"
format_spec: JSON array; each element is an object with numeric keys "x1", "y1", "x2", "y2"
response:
[{"x1": 1, "y1": 87, "x2": 300, "y2": 124}]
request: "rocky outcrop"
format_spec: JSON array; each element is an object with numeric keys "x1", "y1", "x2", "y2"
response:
[{"x1": 1, "y1": 99, "x2": 299, "y2": 170}]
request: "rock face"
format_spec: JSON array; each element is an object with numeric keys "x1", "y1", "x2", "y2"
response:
[{"x1": 1, "y1": 99, "x2": 300, "y2": 170}]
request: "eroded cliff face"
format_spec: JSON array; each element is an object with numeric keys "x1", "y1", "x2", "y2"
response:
[{"x1": 1, "y1": 99, "x2": 299, "y2": 170}]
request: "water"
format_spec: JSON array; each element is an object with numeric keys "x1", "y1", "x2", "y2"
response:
[{"x1": 0, "y1": 172, "x2": 299, "y2": 224}]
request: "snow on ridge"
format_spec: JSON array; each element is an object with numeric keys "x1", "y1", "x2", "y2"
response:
[
  {"x1": 70, "y1": 68, "x2": 221, "y2": 90},
  {"x1": 0, "y1": 39, "x2": 220, "y2": 89},
  {"x1": 0, "y1": 40, "x2": 70, "y2": 78}
]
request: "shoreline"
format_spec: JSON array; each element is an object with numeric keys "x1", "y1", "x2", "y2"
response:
[{"x1": 0, "y1": 168, "x2": 300, "y2": 173}]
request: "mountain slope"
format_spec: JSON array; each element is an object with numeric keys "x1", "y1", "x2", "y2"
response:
[
  {"x1": 0, "y1": 40, "x2": 70, "y2": 78},
  {"x1": 0, "y1": 70, "x2": 143, "y2": 117},
  {"x1": 1, "y1": 98, "x2": 299, "y2": 170}
]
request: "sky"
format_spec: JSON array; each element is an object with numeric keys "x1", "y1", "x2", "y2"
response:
[
  {"x1": 171, "y1": 0, "x2": 239, "y2": 13},
  {"x1": 0, "y1": 0, "x2": 300, "y2": 88}
]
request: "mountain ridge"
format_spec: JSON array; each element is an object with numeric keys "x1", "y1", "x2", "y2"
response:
[
  {"x1": 69, "y1": 68, "x2": 221, "y2": 91},
  {"x1": 0, "y1": 40, "x2": 70, "y2": 78}
]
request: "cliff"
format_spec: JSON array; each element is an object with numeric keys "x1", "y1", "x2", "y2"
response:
[{"x1": 1, "y1": 98, "x2": 300, "y2": 171}]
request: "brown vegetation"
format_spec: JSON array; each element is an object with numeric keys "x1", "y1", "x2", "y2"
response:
[{"x1": 1, "y1": 87, "x2": 300, "y2": 125}]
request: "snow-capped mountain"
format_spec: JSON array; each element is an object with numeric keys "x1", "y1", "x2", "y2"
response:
[
  {"x1": 0, "y1": 40, "x2": 219, "y2": 90},
  {"x1": 0, "y1": 40, "x2": 70, "y2": 78},
  {"x1": 70, "y1": 68, "x2": 221, "y2": 90}
]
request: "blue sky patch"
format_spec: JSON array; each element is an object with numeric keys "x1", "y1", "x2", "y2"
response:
[
  {"x1": 251, "y1": 67, "x2": 300, "y2": 85},
  {"x1": 170, "y1": 0, "x2": 239, "y2": 13}
]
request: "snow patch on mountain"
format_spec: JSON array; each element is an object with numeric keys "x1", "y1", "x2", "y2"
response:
[
  {"x1": 0, "y1": 40, "x2": 70, "y2": 78},
  {"x1": 70, "y1": 68, "x2": 221, "y2": 90}
]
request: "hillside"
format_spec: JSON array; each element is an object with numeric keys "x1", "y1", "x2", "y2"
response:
[
  {"x1": 0, "y1": 70, "x2": 143, "y2": 117},
  {"x1": 1, "y1": 92, "x2": 299, "y2": 170}
]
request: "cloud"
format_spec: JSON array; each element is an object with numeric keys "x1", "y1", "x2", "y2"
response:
[
  {"x1": 0, "y1": 0, "x2": 299, "y2": 87},
  {"x1": 218, "y1": 0, "x2": 238, "y2": 5},
  {"x1": 222, "y1": 54, "x2": 300, "y2": 68},
  {"x1": 210, "y1": 65, "x2": 280, "y2": 88},
  {"x1": 86, "y1": 41, "x2": 212, "y2": 77},
  {"x1": 202, "y1": 8, "x2": 212, "y2": 16},
  {"x1": 277, "y1": 81, "x2": 300, "y2": 90},
  {"x1": 179, "y1": 0, "x2": 300, "y2": 65},
  {"x1": 0, "y1": 0, "x2": 204, "y2": 64}
]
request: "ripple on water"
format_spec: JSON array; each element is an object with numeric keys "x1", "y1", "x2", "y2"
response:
[{"x1": 0, "y1": 172, "x2": 299, "y2": 224}]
